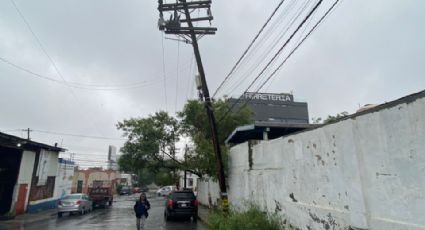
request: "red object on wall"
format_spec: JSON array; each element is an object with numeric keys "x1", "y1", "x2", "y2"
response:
[{"x1": 16, "y1": 184, "x2": 28, "y2": 215}]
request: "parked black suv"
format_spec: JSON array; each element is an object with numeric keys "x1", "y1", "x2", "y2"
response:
[{"x1": 164, "y1": 190, "x2": 198, "y2": 221}]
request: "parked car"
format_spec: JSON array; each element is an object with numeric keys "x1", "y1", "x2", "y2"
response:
[
  {"x1": 141, "y1": 186, "x2": 149, "y2": 193},
  {"x1": 132, "y1": 187, "x2": 141, "y2": 193},
  {"x1": 157, "y1": 185, "x2": 175, "y2": 196},
  {"x1": 120, "y1": 186, "x2": 132, "y2": 195},
  {"x1": 164, "y1": 190, "x2": 198, "y2": 221},
  {"x1": 57, "y1": 193, "x2": 92, "y2": 217}
]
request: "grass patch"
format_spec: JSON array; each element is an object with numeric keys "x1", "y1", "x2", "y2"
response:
[{"x1": 208, "y1": 204, "x2": 280, "y2": 230}]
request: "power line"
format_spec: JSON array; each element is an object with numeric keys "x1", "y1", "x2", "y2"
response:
[
  {"x1": 162, "y1": 33, "x2": 169, "y2": 112},
  {"x1": 185, "y1": 53, "x2": 195, "y2": 100},
  {"x1": 219, "y1": 0, "x2": 342, "y2": 124},
  {"x1": 32, "y1": 129, "x2": 126, "y2": 141},
  {"x1": 255, "y1": 0, "x2": 342, "y2": 94},
  {"x1": 0, "y1": 56, "x2": 162, "y2": 91},
  {"x1": 223, "y1": 0, "x2": 313, "y2": 97},
  {"x1": 212, "y1": 0, "x2": 287, "y2": 98},
  {"x1": 175, "y1": 41, "x2": 180, "y2": 113},
  {"x1": 10, "y1": 0, "x2": 106, "y2": 136},
  {"x1": 241, "y1": 0, "x2": 323, "y2": 97},
  {"x1": 265, "y1": 1, "x2": 317, "y2": 91},
  {"x1": 218, "y1": 0, "x2": 324, "y2": 122}
]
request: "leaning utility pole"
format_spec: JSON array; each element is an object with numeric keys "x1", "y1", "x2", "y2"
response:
[{"x1": 157, "y1": 0, "x2": 228, "y2": 212}]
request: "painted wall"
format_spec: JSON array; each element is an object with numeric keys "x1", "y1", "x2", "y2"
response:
[
  {"x1": 199, "y1": 93, "x2": 425, "y2": 229},
  {"x1": 53, "y1": 159, "x2": 75, "y2": 200},
  {"x1": 27, "y1": 150, "x2": 60, "y2": 213}
]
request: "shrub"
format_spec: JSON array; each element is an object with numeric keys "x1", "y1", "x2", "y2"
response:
[{"x1": 208, "y1": 204, "x2": 280, "y2": 230}]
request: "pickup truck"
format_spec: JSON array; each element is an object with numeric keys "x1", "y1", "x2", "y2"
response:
[{"x1": 88, "y1": 187, "x2": 113, "y2": 208}]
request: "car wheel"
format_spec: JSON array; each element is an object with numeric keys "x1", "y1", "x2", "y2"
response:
[
  {"x1": 109, "y1": 201, "x2": 112, "y2": 206},
  {"x1": 57, "y1": 212, "x2": 63, "y2": 218},
  {"x1": 164, "y1": 212, "x2": 171, "y2": 222},
  {"x1": 192, "y1": 215, "x2": 197, "y2": 222}
]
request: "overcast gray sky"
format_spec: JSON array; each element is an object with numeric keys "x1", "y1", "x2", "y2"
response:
[{"x1": 1, "y1": 0, "x2": 424, "y2": 167}]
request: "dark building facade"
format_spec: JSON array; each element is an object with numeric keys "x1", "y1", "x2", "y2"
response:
[{"x1": 229, "y1": 92, "x2": 309, "y2": 124}]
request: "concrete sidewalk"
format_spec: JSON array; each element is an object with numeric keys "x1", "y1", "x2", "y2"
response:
[
  {"x1": 197, "y1": 205, "x2": 210, "y2": 225},
  {"x1": 0, "y1": 209, "x2": 57, "y2": 225}
]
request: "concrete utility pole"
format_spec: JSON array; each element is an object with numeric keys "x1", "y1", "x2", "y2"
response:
[{"x1": 157, "y1": 0, "x2": 228, "y2": 212}]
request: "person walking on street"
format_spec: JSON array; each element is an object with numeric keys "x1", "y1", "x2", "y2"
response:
[{"x1": 134, "y1": 193, "x2": 151, "y2": 230}]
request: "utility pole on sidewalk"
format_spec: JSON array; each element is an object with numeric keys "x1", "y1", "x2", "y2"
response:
[{"x1": 157, "y1": 0, "x2": 228, "y2": 212}]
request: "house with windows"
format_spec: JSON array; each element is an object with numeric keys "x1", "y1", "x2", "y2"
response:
[{"x1": 178, "y1": 170, "x2": 199, "y2": 192}]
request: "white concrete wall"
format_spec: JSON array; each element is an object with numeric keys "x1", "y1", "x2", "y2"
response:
[
  {"x1": 17, "y1": 151, "x2": 36, "y2": 184},
  {"x1": 225, "y1": 95, "x2": 425, "y2": 229},
  {"x1": 54, "y1": 161, "x2": 75, "y2": 199},
  {"x1": 197, "y1": 177, "x2": 220, "y2": 207},
  {"x1": 36, "y1": 150, "x2": 58, "y2": 186}
]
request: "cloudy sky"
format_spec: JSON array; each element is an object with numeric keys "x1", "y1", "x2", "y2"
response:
[{"x1": 1, "y1": 0, "x2": 424, "y2": 167}]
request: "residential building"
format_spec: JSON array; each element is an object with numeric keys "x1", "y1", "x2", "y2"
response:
[{"x1": 178, "y1": 171, "x2": 199, "y2": 192}]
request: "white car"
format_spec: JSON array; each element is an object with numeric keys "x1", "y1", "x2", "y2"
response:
[{"x1": 157, "y1": 185, "x2": 176, "y2": 196}]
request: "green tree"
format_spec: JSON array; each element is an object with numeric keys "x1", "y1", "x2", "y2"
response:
[
  {"x1": 117, "y1": 111, "x2": 180, "y2": 184},
  {"x1": 117, "y1": 99, "x2": 252, "y2": 181},
  {"x1": 178, "y1": 98, "x2": 252, "y2": 178}
]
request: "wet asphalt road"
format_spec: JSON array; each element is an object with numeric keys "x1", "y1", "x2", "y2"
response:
[{"x1": 0, "y1": 194, "x2": 207, "y2": 230}]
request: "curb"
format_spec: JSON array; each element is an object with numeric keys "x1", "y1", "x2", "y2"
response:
[
  {"x1": 197, "y1": 205, "x2": 210, "y2": 226},
  {"x1": 197, "y1": 213, "x2": 209, "y2": 225}
]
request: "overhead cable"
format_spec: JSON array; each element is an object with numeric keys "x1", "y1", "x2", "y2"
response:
[
  {"x1": 223, "y1": 0, "x2": 313, "y2": 96},
  {"x1": 219, "y1": 0, "x2": 342, "y2": 124},
  {"x1": 212, "y1": 0, "x2": 287, "y2": 98},
  {"x1": 254, "y1": 0, "x2": 342, "y2": 95},
  {"x1": 0, "y1": 57, "x2": 161, "y2": 91},
  {"x1": 33, "y1": 129, "x2": 126, "y2": 141},
  {"x1": 162, "y1": 33, "x2": 169, "y2": 112},
  {"x1": 10, "y1": 0, "x2": 106, "y2": 136}
]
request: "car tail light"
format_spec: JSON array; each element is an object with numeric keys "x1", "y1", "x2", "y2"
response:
[
  {"x1": 76, "y1": 200, "x2": 81, "y2": 205},
  {"x1": 167, "y1": 199, "x2": 174, "y2": 209},
  {"x1": 192, "y1": 200, "x2": 199, "y2": 206}
]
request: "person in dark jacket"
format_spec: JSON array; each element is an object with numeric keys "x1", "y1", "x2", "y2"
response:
[{"x1": 133, "y1": 193, "x2": 151, "y2": 230}]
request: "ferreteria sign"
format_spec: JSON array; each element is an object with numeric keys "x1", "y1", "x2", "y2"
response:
[{"x1": 242, "y1": 92, "x2": 294, "y2": 102}]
